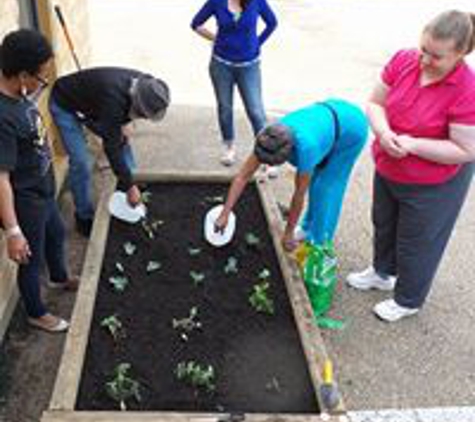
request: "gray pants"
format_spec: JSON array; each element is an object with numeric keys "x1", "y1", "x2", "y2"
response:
[{"x1": 372, "y1": 163, "x2": 474, "y2": 308}]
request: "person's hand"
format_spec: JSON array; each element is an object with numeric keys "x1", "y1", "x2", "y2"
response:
[
  {"x1": 126, "y1": 185, "x2": 142, "y2": 207},
  {"x1": 7, "y1": 234, "x2": 31, "y2": 264},
  {"x1": 394, "y1": 134, "x2": 417, "y2": 155},
  {"x1": 379, "y1": 130, "x2": 407, "y2": 158},
  {"x1": 214, "y1": 212, "x2": 229, "y2": 234},
  {"x1": 121, "y1": 123, "x2": 134, "y2": 139},
  {"x1": 281, "y1": 232, "x2": 298, "y2": 253}
]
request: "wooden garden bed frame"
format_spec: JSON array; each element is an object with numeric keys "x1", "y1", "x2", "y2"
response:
[{"x1": 41, "y1": 172, "x2": 346, "y2": 422}]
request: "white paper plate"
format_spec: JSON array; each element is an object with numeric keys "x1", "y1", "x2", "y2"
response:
[
  {"x1": 108, "y1": 191, "x2": 147, "y2": 223},
  {"x1": 204, "y1": 205, "x2": 236, "y2": 247}
]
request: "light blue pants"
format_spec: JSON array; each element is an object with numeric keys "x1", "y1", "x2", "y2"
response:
[
  {"x1": 301, "y1": 101, "x2": 368, "y2": 244},
  {"x1": 49, "y1": 99, "x2": 135, "y2": 220}
]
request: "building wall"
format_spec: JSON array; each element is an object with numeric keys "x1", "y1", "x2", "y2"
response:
[{"x1": 0, "y1": 0, "x2": 91, "y2": 341}]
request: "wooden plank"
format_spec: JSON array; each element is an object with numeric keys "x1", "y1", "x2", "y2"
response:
[
  {"x1": 256, "y1": 179, "x2": 345, "y2": 414},
  {"x1": 42, "y1": 410, "x2": 344, "y2": 422},
  {"x1": 49, "y1": 182, "x2": 115, "y2": 410},
  {"x1": 135, "y1": 171, "x2": 233, "y2": 183}
]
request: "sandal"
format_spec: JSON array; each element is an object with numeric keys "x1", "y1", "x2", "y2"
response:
[{"x1": 28, "y1": 314, "x2": 69, "y2": 333}]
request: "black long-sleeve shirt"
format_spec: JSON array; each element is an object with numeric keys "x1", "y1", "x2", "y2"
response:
[{"x1": 50, "y1": 67, "x2": 150, "y2": 191}]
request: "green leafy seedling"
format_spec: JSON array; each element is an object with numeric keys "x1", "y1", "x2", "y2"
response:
[
  {"x1": 101, "y1": 314, "x2": 124, "y2": 342},
  {"x1": 258, "y1": 268, "x2": 271, "y2": 280},
  {"x1": 116, "y1": 262, "x2": 125, "y2": 273},
  {"x1": 190, "y1": 271, "x2": 205, "y2": 286},
  {"x1": 245, "y1": 232, "x2": 260, "y2": 247},
  {"x1": 105, "y1": 363, "x2": 141, "y2": 411},
  {"x1": 176, "y1": 360, "x2": 216, "y2": 392},
  {"x1": 141, "y1": 190, "x2": 152, "y2": 204},
  {"x1": 224, "y1": 256, "x2": 238, "y2": 274},
  {"x1": 249, "y1": 282, "x2": 274, "y2": 315},
  {"x1": 147, "y1": 260, "x2": 162, "y2": 273},
  {"x1": 204, "y1": 195, "x2": 224, "y2": 204},
  {"x1": 123, "y1": 242, "x2": 136, "y2": 256},
  {"x1": 109, "y1": 275, "x2": 129, "y2": 292},
  {"x1": 172, "y1": 306, "x2": 202, "y2": 341},
  {"x1": 188, "y1": 247, "x2": 202, "y2": 256},
  {"x1": 141, "y1": 219, "x2": 164, "y2": 239}
]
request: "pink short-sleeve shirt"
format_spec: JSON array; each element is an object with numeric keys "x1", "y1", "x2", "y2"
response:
[{"x1": 372, "y1": 49, "x2": 475, "y2": 184}]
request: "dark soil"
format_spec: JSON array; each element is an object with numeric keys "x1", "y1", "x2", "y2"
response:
[{"x1": 76, "y1": 182, "x2": 319, "y2": 414}]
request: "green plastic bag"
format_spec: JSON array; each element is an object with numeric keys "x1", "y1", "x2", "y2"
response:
[{"x1": 302, "y1": 241, "x2": 338, "y2": 317}]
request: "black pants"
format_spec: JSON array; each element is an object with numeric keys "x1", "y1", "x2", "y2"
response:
[{"x1": 372, "y1": 163, "x2": 474, "y2": 308}]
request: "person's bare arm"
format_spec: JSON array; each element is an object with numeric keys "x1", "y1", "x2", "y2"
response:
[
  {"x1": 215, "y1": 154, "x2": 260, "y2": 230},
  {"x1": 0, "y1": 172, "x2": 30, "y2": 263},
  {"x1": 396, "y1": 124, "x2": 475, "y2": 164},
  {"x1": 194, "y1": 26, "x2": 216, "y2": 42},
  {"x1": 366, "y1": 81, "x2": 407, "y2": 158}
]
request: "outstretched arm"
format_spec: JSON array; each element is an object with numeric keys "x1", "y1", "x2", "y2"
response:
[{"x1": 215, "y1": 154, "x2": 260, "y2": 230}]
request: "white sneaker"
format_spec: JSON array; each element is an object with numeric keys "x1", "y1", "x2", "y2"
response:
[
  {"x1": 220, "y1": 144, "x2": 236, "y2": 166},
  {"x1": 373, "y1": 299, "x2": 419, "y2": 322},
  {"x1": 346, "y1": 266, "x2": 396, "y2": 291}
]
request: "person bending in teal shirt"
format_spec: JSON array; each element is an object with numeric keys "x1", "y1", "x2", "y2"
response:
[{"x1": 215, "y1": 99, "x2": 368, "y2": 251}]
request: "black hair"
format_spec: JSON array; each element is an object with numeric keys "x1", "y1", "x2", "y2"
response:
[
  {"x1": 239, "y1": 0, "x2": 251, "y2": 10},
  {"x1": 0, "y1": 29, "x2": 53, "y2": 77}
]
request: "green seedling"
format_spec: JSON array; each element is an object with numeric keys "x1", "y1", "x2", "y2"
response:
[
  {"x1": 265, "y1": 376, "x2": 281, "y2": 393},
  {"x1": 188, "y1": 247, "x2": 202, "y2": 256},
  {"x1": 109, "y1": 275, "x2": 129, "y2": 292},
  {"x1": 190, "y1": 271, "x2": 205, "y2": 286},
  {"x1": 172, "y1": 306, "x2": 202, "y2": 342},
  {"x1": 116, "y1": 262, "x2": 125, "y2": 273},
  {"x1": 175, "y1": 360, "x2": 216, "y2": 392},
  {"x1": 224, "y1": 256, "x2": 238, "y2": 274},
  {"x1": 245, "y1": 232, "x2": 260, "y2": 247},
  {"x1": 141, "y1": 219, "x2": 164, "y2": 239},
  {"x1": 204, "y1": 195, "x2": 224, "y2": 204},
  {"x1": 123, "y1": 242, "x2": 136, "y2": 256},
  {"x1": 249, "y1": 282, "x2": 274, "y2": 315},
  {"x1": 105, "y1": 363, "x2": 141, "y2": 411},
  {"x1": 101, "y1": 314, "x2": 124, "y2": 342},
  {"x1": 141, "y1": 190, "x2": 152, "y2": 204},
  {"x1": 258, "y1": 268, "x2": 271, "y2": 280},
  {"x1": 146, "y1": 260, "x2": 162, "y2": 273}
]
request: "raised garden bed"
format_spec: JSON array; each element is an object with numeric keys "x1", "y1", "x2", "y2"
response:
[{"x1": 42, "y1": 173, "x2": 342, "y2": 422}]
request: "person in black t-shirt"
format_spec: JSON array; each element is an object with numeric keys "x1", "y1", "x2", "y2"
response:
[
  {"x1": 0, "y1": 29, "x2": 77, "y2": 333},
  {"x1": 49, "y1": 67, "x2": 170, "y2": 236}
]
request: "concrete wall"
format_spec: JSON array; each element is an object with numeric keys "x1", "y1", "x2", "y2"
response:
[{"x1": 0, "y1": 0, "x2": 91, "y2": 341}]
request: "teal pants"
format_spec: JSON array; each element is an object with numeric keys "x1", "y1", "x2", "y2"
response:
[{"x1": 302, "y1": 101, "x2": 368, "y2": 244}]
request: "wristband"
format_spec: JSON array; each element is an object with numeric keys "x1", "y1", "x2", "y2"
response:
[{"x1": 5, "y1": 225, "x2": 22, "y2": 239}]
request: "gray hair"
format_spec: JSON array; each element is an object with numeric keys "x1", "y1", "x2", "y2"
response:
[
  {"x1": 424, "y1": 10, "x2": 475, "y2": 54},
  {"x1": 254, "y1": 123, "x2": 294, "y2": 166}
]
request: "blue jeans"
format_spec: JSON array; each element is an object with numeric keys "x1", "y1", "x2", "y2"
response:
[
  {"x1": 15, "y1": 196, "x2": 68, "y2": 318},
  {"x1": 209, "y1": 57, "x2": 266, "y2": 144},
  {"x1": 49, "y1": 99, "x2": 136, "y2": 220}
]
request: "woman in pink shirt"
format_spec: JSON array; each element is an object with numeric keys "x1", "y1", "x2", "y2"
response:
[{"x1": 347, "y1": 10, "x2": 475, "y2": 322}]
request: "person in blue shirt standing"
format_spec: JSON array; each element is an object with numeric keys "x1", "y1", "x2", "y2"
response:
[
  {"x1": 215, "y1": 99, "x2": 368, "y2": 251},
  {"x1": 191, "y1": 0, "x2": 277, "y2": 167}
]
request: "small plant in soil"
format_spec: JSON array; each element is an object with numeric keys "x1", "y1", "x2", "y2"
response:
[
  {"x1": 172, "y1": 306, "x2": 202, "y2": 341},
  {"x1": 105, "y1": 363, "x2": 141, "y2": 411},
  {"x1": 188, "y1": 247, "x2": 201, "y2": 256},
  {"x1": 245, "y1": 232, "x2": 260, "y2": 247},
  {"x1": 123, "y1": 242, "x2": 136, "y2": 256},
  {"x1": 115, "y1": 262, "x2": 125, "y2": 273},
  {"x1": 141, "y1": 190, "x2": 152, "y2": 204},
  {"x1": 141, "y1": 218, "x2": 164, "y2": 240},
  {"x1": 224, "y1": 256, "x2": 238, "y2": 274},
  {"x1": 175, "y1": 360, "x2": 216, "y2": 392},
  {"x1": 146, "y1": 260, "x2": 162, "y2": 273},
  {"x1": 109, "y1": 275, "x2": 129, "y2": 292},
  {"x1": 258, "y1": 268, "x2": 271, "y2": 280},
  {"x1": 203, "y1": 195, "x2": 224, "y2": 204},
  {"x1": 249, "y1": 282, "x2": 274, "y2": 315},
  {"x1": 189, "y1": 271, "x2": 205, "y2": 286},
  {"x1": 101, "y1": 314, "x2": 125, "y2": 342}
]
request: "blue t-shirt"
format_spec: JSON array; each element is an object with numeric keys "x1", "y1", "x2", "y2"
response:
[
  {"x1": 280, "y1": 102, "x2": 337, "y2": 174},
  {"x1": 191, "y1": 0, "x2": 278, "y2": 63}
]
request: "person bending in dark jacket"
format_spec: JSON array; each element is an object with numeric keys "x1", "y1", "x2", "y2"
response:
[{"x1": 49, "y1": 67, "x2": 170, "y2": 236}]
